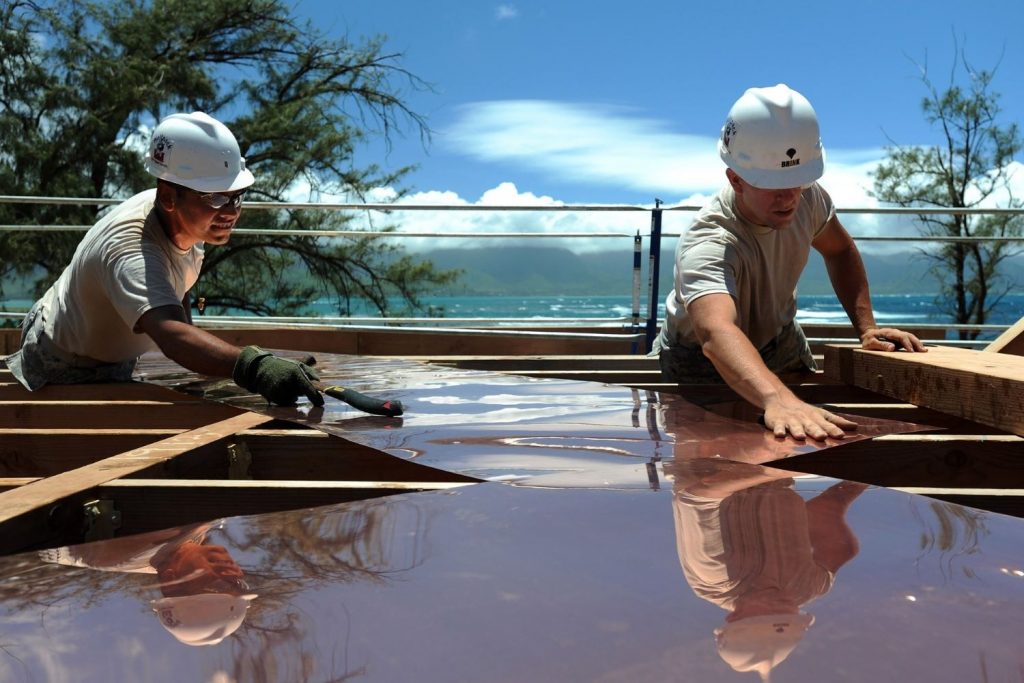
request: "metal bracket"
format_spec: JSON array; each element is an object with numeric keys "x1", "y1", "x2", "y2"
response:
[
  {"x1": 227, "y1": 441, "x2": 253, "y2": 480},
  {"x1": 82, "y1": 499, "x2": 121, "y2": 542}
]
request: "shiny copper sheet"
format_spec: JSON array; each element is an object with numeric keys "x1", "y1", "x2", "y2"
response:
[
  {"x1": 1, "y1": 353, "x2": 1019, "y2": 681},
  {"x1": 2, "y1": 475, "x2": 1024, "y2": 681},
  {"x1": 134, "y1": 352, "x2": 927, "y2": 487}
]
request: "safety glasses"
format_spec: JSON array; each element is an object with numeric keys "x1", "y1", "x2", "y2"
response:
[{"x1": 196, "y1": 190, "x2": 246, "y2": 210}]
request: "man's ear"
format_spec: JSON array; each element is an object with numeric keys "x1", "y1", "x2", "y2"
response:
[
  {"x1": 155, "y1": 181, "x2": 178, "y2": 213},
  {"x1": 725, "y1": 169, "x2": 743, "y2": 193}
]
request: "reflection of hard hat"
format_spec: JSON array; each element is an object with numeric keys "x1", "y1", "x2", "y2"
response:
[
  {"x1": 146, "y1": 112, "x2": 255, "y2": 192},
  {"x1": 718, "y1": 84, "x2": 825, "y2": 190},
  {"x1": 151, "y1": 593, "x2": 257, "y2": 646},
  {"x1": 715, "y1": 612, "x2": 814, "y2": 682}
]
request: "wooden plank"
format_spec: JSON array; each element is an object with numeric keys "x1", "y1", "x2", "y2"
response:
[
  {"x1": 823, "y1": 345, "x2": 1024, "y2": 436},
  {"x1": 0, "y1": 380, "x2": 204, "y2": 401},
  {"x1": 0, "y1": 477, "x2": 41, "y2": 491},
  {"x1": 424, "y1": 355, "x2": 658, "y2": 371},
  {"x1": 985, "y1": 316, "x2": 1024, "y2": 355},
  {"x1": 0, "y1": 411, "x2": 273, "y2": 527},
  {"x1": 204, "y1": 327, "x2": 637, "y2": 356},
  {"x1": 0, "y1": 429, "x2": 180, "y2": 476},
  {"x1": 0, "y1": 400, "x2": 242, "y2": 429}
]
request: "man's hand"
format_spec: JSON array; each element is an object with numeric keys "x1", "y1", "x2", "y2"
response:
[
  {"x1": 860, "y1": 327, "x2": 927, "y2": 353},
  {"x1": 763, "y1": 394, "x2": 857, "y2": 441},
  {"x1": 233, "y1": 346, "x2": 325, "y2": 407}
]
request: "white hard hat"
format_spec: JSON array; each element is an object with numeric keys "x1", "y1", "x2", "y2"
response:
[
  {"x1": 718, "y1": 84, "x2": 825, "y2": 190},
  {"x1": 146, "y1": 112, "x2": 255, "y2": 193},
  {"x1": 715, "y1": 612, "x2": 814, "y2": 682},
  {"x1": 151, "y1": 592, "x2": 256, "y2": 646}
]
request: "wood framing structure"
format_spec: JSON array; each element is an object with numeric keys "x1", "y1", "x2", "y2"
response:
[{"x1": 2, "y1": 320, "x2": 1024, "y2": 556}]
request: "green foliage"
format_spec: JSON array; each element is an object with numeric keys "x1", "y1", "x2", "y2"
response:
[
  {"x1": 0, "y1": 0, "x2": 459, "y2": 314},
  {"x1": 872, "y1": 46, "x2": 1023, "y2": 339}
]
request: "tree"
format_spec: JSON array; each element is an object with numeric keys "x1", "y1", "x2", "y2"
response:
[
  {"x1": 872, "y1": 47, "x2": 1023, "y2": 340},
  {"x1": 0, "y1": 0, "x2": 459, "y2": 316}
]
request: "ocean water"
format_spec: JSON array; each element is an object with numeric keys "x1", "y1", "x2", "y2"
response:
[
  {"x1": 4, "y1": 293, "x2": 1023, "y2": 338},
  {"x1": 311, "y1": 292, "x2": 1024, "y2": 325}
]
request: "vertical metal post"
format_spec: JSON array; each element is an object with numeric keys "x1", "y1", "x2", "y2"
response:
[
  {"x1": 644, "y1": 200, "x2": 664, "y2": 353},
  {"x1": 630, "y1": 230, "x2": 642, "y2": 354}
]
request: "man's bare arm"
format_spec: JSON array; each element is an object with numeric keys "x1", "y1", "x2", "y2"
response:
[
  {"x1": 688, "y1": 293, "x2": 854, "y2": 440},
  {"x1": 813, "y1": 215, "x2": 926, "y2": 353},
  {"x1": 136, "y1": 304, "x2": 240, "y2": 377}
]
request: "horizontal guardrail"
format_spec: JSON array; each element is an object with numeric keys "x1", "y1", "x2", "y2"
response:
[{"x1": 1, "y1": 194, "x2": 1020, "y2": 352}]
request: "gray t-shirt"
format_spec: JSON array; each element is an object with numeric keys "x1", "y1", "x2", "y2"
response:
[
  {"x1": 38, "y1": 189, "x2": 203, "y2": 362},
  {"x1": 661, "y1": 183, "x2": 835, "y2": 349}
]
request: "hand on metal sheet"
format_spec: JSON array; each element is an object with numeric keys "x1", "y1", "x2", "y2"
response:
[
  {"x1": 763, "y1": 394, "x2": 857, "y2": 441},
  {"x1": 860, "y1": 327, "x2": 928, "y2": 353},
  {"x1": 232, "y1": 345, "x2": 325, "y2": 407}
]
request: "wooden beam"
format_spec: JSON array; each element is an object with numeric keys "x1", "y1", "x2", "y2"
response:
[
  {"x1": 0, "y1": 429, "x2": 181, "y2": 476},
  {"x1": 0, "y1": 380, "x2": 203, "y2": 401},
  {"x1": 0, "y1": 399, "x2": 242, "y2": 429},
  {"x1": 0, "y1": 411, "x2": 273, "y2": 527},
  {"x1": 985, "y1": 316, "x2": 1024, "y2": 355},
  {"x1": 0, "y1": 477, "x2": 41, "y2": 491},
  {"x1": 823, "y1": 345, "x2": 1024, "y2": 436}
]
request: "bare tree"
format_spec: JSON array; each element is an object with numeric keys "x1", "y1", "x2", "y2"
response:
[{"x1": 872, "y1": 44, "x2": 1023, "y2": 340}]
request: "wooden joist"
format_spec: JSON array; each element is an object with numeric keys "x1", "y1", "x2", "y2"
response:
[
  {"x1": 823, "y1": 345, "x2": 1024, "y2": 437},
  {"x1": 985, "y1": 316, "x2": 1024, "y2": 356},
  {"x1": 0, "y1": 411, "x2": 273, "y2": 528}
]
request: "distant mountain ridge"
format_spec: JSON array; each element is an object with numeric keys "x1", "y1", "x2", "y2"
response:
[{"x1": 422, "y1": 246, "x2": 992, "y2": 297}]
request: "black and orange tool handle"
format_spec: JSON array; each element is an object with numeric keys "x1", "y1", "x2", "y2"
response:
[{"x1": 314, "y1": 382, "x2": 404, "y2": 417}]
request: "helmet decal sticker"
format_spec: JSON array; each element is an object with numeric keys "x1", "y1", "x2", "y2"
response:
[
  {"x1": 152, "y1": 136, "x2": 172, "y2": 166},
  {"x1": 722, "y1": 119, "x2": 737, "y2": 150}
]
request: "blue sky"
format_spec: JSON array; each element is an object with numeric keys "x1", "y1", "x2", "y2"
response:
[{"x1": 289, "y1": 0, "x2": 1024, "y2": 249}]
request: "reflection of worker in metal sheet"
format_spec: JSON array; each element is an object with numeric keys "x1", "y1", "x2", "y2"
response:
[
  {"x1": 667, "y1": 459, "x2": 867, "y2": 682},
  {"x1": 39, "y1": 521, "x2": 255, "y2": 647}
]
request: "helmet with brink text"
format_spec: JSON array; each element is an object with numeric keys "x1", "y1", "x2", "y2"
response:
[{"x1": 718, "y1": 84, "x2": 825, "y2": 190}]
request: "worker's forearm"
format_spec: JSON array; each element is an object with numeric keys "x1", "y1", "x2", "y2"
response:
[
  {"x1": 700, "y1": 327, "x2": 796, "y2": 410},
  {"x1": 150, "y1": 321, "x2": 240, "y2": 377},
  {"x1": 825, "y1": 248, "x2": 877, "y2": 335}
]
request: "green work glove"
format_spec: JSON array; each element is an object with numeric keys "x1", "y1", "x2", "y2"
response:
[{"x1": 232, "y1": 345, "x2": 325, "y2": 407}]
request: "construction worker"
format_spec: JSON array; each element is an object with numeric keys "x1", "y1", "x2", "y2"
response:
[
  {"x1": 654, "y1": 84, "x2": 926, "y2": 440},
  {"x1": 5, "y1": 112, "x2": 323, "y2": 407}
]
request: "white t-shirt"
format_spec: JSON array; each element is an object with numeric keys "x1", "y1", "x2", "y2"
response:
[
  {"x1": 662, "y1": 183, "x2": 835, "y2": 349},
  {"x1": 37, "y1": 189, "x2": 203, "y2": 363}
]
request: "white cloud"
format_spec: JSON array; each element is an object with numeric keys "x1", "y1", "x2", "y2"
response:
[
  {"x1": 444, "y1": 101, "x2": 723, "y2": 195},
  {"x1": 282, "y1": 102, "x2": 1024, "y2": 257},
  {"x1": 495, "y1": 4, "x2": 518, "y2": 19}
]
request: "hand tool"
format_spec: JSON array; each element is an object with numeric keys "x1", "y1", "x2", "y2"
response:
[{"x1": 313, "y1": 381, "x2": 404, "y2": 417}]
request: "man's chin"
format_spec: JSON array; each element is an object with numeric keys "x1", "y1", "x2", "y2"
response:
[{"x1": 205, "y1": 230, "x2": 233, "y2": 244}]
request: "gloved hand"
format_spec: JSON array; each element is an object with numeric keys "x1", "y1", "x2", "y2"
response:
[{"x1": 232, "y1": 345, "x2": 325, "y2": 407}]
